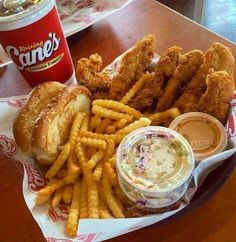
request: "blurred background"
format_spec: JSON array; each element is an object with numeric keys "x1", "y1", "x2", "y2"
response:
[{"x1": 158, "y1": 0, "x2": 236, "y2": 43}]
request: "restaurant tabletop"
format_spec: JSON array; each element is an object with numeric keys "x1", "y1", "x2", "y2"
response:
[{"x1": 0, "y1": 0, "x2": 236, "y2": 242}]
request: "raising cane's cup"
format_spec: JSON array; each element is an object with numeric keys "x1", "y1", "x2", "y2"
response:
[{"x1": 0, "y1": 0, "x2": 75, "y2": 87}]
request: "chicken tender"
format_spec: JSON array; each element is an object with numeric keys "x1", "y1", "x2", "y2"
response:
[
  {"x1": 175, "y1": 43, "x2": 235, "y2": 113},
  {"x1": 156, "y1": 49, "x2": 204, "y2": 111},
  {"x1": 108, "y1": 34, "x2": 156, "y2": 100},
  {"x1": 127, "y1": 72, "x2": 156, "y2": 111},
  {"x1": 154, "y1": 46, "x2": 182, "y2": 93},
  {"x1": 198, "y1": 69, "x2": 234, "y2": 123},
  {"x1": 76, "y1": 54, "x2": 111, "y2": 94},
  {"x1": 206, "y1": 42, "x2": 235, "y2": 76},
  {"x1": 155, "y1": 46, "x2": 182, "y2": 80},
  {"x1": 127, "y1": 46, "x2": 182, "y2": 112}
]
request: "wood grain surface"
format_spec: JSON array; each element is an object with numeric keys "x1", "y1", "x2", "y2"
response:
[{"x1": 0, "y1": 0, "x2": 236, "y2": 242}]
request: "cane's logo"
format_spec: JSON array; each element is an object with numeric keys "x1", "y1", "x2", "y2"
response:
[
  {"x1": 48, "y1": 203, "x2": 69, "y2": 222},
  {"x1": 23, "y1": 161, "x2": 47, "y2": 192},
  {"x1": 0, "y1": 134, "x2": 18, "y2": 157},
  {"x1": 47, "y1": 233, "x2": 104, "y2": 242},
  {"x1": 6, "y1": 98, "x2": 27, "y2": 109},
  {"x1": 5, "y1": 32, "x2": 63, "y2": 72},
  {"x1": 225, "y1": 106, "x2": 236, "y2": 137}
]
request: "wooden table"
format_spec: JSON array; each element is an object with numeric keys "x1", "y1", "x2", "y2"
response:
[{"x1": 0, "y1": 0, "x2": 236, "y2": 241}]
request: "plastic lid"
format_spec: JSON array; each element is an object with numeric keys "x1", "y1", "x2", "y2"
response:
[
  {"x1": 0, "y1": 0, "x2": 52, "y2": 31},
  {"x1": 169, "y1": 112, "x2": 228, "y2": 161}
]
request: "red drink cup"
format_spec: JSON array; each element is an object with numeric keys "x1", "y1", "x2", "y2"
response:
[{"x1": 0, "y1": 0, "x2": 75, "y2": 87}]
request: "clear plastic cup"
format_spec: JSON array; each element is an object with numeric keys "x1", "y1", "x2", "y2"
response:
[{"x1": 116, "y1": 126, "x2": 195, "y2": 210}]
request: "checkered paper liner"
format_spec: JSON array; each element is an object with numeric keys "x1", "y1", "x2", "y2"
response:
[
  {"x1": 0, "y1": 0, "x2": 132, "y2": 67},
  {"x1": 57, "y1": 0, "x2": 132, "y2": 38},
  {"x1": 1, "y1": 91, "x2": 236, "y2": 241}
]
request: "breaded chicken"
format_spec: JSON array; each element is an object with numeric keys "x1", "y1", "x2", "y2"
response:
[
  {"x1": 76, "y1": 54, "x2": 111, "y2": 94},
  {"x1": 205, "y1": 42, "x2": 235, "y2": 76},
  {"x1": 127, "y1": 46, "x2": 182, "y2": 112},
  {"x1": 127, "y1": 72, "x2": 156, "y2": 111},
  {"x1": 154, "y1": 46, "x2": 182, "y2": 93},
  {"x1": 198, "y1": 70, "x2": 234, "y2": 123},
  {"x1": 155, "y1": 46, "x2": 182, "y2": 80},
  {"x1": 108, "y1": 34, "x2": 156, "y2": 100},
  {"x1": 156, "y1": 49, "x2": 204, "y2": 111},
  {"x1": 175, "y1": 43, "x2": 235, "y2": 113}
]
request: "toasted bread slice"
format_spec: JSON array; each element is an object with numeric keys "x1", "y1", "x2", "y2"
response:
[
  {"x1": 32, "y1": 84, "x2": 91, "y2": 165},
  {"x1": 13, "y1": 82, "x2": 65, "y2": 157}
]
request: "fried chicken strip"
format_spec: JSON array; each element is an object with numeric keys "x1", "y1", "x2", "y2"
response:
[
  {"x1": 126, "y1": 46, "x2": 182, "y2": 112},
  {"x1": 108, "y1": 34, "x2": 156, "y2": 100},
  {"x1": 76, "y1": 53, "x2": 111, "y2": 94},
  {"x1": 197, "y1": 69, "x2": 234, "y2": 123},
  {"x1": 175, "y1": 43, "x2": 235, "y2": 113},
  {"x1": 156, "y1": 49, "x2": 204, "y2": 111},
  {"x1": 155, "y1": 46, "x2": 182, "y2": 81},
  {"x1": 127, "y1": 72, "x2": 156, "y2": 111},
  {"x1": 206, "y1": 42, "x2": 235, "y2": 76}
]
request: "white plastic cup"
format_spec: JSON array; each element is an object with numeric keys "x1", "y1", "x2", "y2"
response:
[{"x1": 116, "y1": 126, "x2": 195, "y2": 209}]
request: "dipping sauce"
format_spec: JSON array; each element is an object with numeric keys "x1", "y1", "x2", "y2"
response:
[
  {"x1": 169, "y1": 112, "x2": 228, "y2": 161},
  {"x1": 116, "y1": 126, "x2": 195, "y2": 209}
]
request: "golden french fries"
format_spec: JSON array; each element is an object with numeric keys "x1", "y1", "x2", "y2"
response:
[
  {"x1": 120, "y1": 74, "x2": 146, "y2": 104},
  {"x1": 92, "y1": 105, "x2": 134, "y2": 122},
  {"x1": 87, "y1": 150, "x2": 105, "y2": 170},
  {"x1": 103, "y1": 139, "x2": 115, "y2": 162},
  {"x1": 69, "y1": 112, "x2": 86, "y2": 147},
  {"x1": 147, "y1": 107, "x2": 181, "y2": 125},
  {"x1": 92, "y1": 162, "x2": 103, "y2": 182},
  {"x1": 93, "y1": 99, "x2": 143, "y2": 119},
  {"x1": 107, "y1": 156, "x2": 116, "y2": 168},
  {"x1": 116, "y1": 117, "x2": 151, "y2": 135},
  {"x1": 52, "y1": 188, "x2": 63, "y2": 208},
  {"x1": 45, "y1": 143, "x2": 70, "y2": 180},
  {"x1": 104, "y1": 162, "x2": 118, "y2": 187},
  {"x1": 36, "y1": 179, "x2": 65, "y2": 205},
  {"x1": 64, "y1": 153, "x2": 80, "y2": 184},
  {"x1": 89, "y1": 115, "x2": 102, "y2": 131},
  {"x1": 66, "y1": 181, "x2": 81, "y2": 237},
  {"x1": 98, "y1": 183, "x2": 114, "y2": 219},
  {"x1": 35, "y1": 88, "x2": 179, "y2": 237},
  {"x1": 80, "y1": 179, "x2": 88, "y2": 218},
  {"x1": 96, "y1": 118, "x2": 113, "y2": 133},
  {"x1": 62, "y1": 185, "x2": 73, "y2": 205},
  {"x1": 102, "y1": 172, "x2": 124, "y2": 218},
  {"x1": 87, "y1": 172, "x2": 100, "y2": 219},
  {"x1": 81, "y1": 114, "x2": 89, "y2": 131},
  {"x1": 81, "y1": 137, "x2": 107, "y2": 150},
  {"x1": 114, "y1": 119, "x2": 128, "y2": 129},
  {"x1": 106, "y1": 125, "x2": 116, "y2": 134}
]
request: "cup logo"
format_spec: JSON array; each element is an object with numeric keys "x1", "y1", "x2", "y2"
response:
[
  {"x1": 5, "y1": 32, "x2": 62, "y2": 72},
  {"x1": 23, "y1": 161, "x2": 47, "y2": 192},
  {"x1": 48, "y1": 203, "x2": 69, "y2": 222},
  {"x1": 0, "y1": 134, "x2": 18, "y2": 157},
  {"x1": 225, "y1": 107, "x2": 236, "y2": 137}
]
